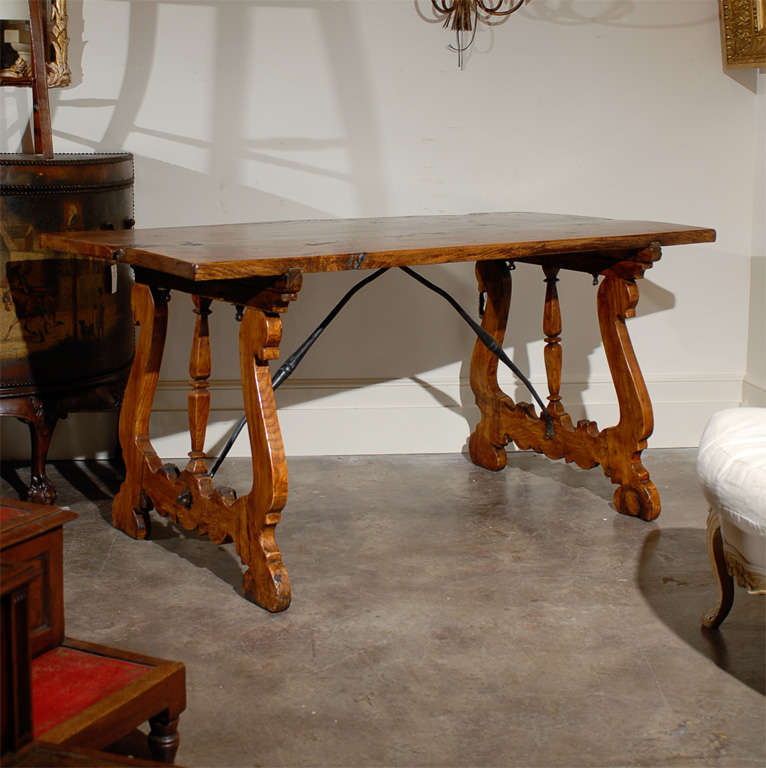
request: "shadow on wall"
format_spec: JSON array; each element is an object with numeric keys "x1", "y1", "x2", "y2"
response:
[
  {"x1": 525, "y1": 0, "x2": 755, "y2": 91},
  {"x1": 525, "y1": 0, "x2": 716, "y2": 28},
  {"x1": 637, "y1": 527, "x2": 765, "y2": 696},
  {"x1": 24, "y1": 0, "x2": 678, "y2": 456}
]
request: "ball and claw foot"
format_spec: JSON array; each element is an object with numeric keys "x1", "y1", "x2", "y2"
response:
[{"x1": 26, "y1": 474, "x2": 56, "y2": 504}]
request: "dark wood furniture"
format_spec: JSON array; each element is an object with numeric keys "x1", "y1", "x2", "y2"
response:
[
  {"x1": 0, "y1": 499, "x2": 185, "y2": 764},
  {"x1": 0, "y1": 153, "x2": 135, "y2": 505},
  {"x1": 26, "y1": 0, "x2": 53, "y2": 157},
  {"x1": 42, "y1": 212, "x2": 716, "y2": 612},
  {"x1": 0, "y1": 499, "x2": 76, "y2": 658},
  {"x1": 1, "y1": 561, "x2": 40, "y2": 755},
  {"x1": 29, "y1": 639, "x2": 185, "y2": 763},
  {"x1": 3, "y1": 741, "x2": 174, "y2": 767}
]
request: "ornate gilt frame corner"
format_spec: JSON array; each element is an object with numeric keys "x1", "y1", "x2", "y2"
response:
[
  {"x1": 718, "y1": 0, "x2": 766, "y2": 68},
  {"x1": 0, "y1": 0, "x2": 70, "y2": 88}
]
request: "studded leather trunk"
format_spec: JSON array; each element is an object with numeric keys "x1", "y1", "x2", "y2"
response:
[{"x1": 0, "y1": 153, "x2": 134, "y2": 400}]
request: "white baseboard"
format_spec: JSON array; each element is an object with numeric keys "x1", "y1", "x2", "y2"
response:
[
  {"x1": 1, "y1": 373, "x2": 743, "y2": 460},
  {"x1": 743, "y1": 377, "x2": 766, "y2": 406}
]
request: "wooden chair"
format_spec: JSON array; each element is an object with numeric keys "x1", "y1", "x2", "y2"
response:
[{"x1": 0, "y1": 499, "x2": 186, "y2": 764}]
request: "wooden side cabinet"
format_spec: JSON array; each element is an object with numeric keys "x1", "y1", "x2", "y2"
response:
[
  {"x1": 1, "y1": 561, "x2": 41, "y2": 756},
  {"x1": 0, "y1": 500, "x2": 77, "y2": 658}
]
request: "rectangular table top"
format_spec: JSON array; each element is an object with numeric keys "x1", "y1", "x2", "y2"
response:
[{"x1": 41, "y1": 212, "x2": 715, "y2": 281}]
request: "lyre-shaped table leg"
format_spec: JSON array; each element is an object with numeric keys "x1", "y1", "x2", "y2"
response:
[
  {"x1": 597, "y1": 265, "x2": 660, "y2": 520},
  {"x1": 113, "y1": 283, "x2": 169, "y2": 538},
  {"x1": 236, "y1": 307, "x2": 291, "y2": 611},
  {"x1": 469, "y1": 260, "x2": 512, "y2": 471},
  {"x1": 468, "y1": 251, "x2": 662, "y2": 520}
]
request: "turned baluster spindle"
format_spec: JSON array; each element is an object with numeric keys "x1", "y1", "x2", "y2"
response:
[
  {"x1": 186, "y1": 297, "x2": 213, "y2": 475},
  {"x1": 543, "y1": 266, "x2": 564, "y2": 419}
]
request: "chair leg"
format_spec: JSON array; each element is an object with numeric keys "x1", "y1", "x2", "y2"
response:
[
  {"x1": 702, "y1": 507, "x2": 735, "y2": 629},
  {"x1": 148, "y1": 712, "x2": 180, "y2": 763}
]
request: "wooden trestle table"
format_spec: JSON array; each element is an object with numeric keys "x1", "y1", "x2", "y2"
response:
[{"x1": 42, "y1": 212, "x2": 715, "y2": 612}]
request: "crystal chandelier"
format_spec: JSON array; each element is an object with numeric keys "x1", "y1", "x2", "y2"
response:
[{"x1": 430, "y1": 0, "x2": 526, "y2": 69}]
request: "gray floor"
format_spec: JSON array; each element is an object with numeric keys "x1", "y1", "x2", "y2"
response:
[{"x1": 2, "y1": 450, "x2": 764, "y2": 768}]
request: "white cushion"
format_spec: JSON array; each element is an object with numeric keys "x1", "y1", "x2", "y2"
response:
[
  {"x1": 697, "y1": 408, "x2": 766, "y2": 532},
  {"x1": 697, "y1": 408, "x2": 766, "y2": 588}
]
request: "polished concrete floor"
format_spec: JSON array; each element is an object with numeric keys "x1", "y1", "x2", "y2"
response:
[{"x1": 2, "y1": 450, "x2": 764, "y2": 767}]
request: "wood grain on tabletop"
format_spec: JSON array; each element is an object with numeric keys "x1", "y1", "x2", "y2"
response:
[{"x1": 40, "y1": 212, "x2": 716, "y2": 281}]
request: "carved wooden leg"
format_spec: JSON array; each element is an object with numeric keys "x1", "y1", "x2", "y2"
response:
[
  {"x1": 469, "y1": 260, "x2": 512, "y2": 471},
  {"x1": 543, "y1": 266, "x2": 566, "y2": 422},
  {"x1": 702, "y1": 507, "x2": 735, "y2": 629},
  {"x1": 25, "y1": 397, "x2": 57, "y2": 504},
  {"x1": 185, "y1": 297, "x2": 212, "y2": 478},
  {"x1": 172, "y1": 295, "x2": 216, "y2": 525},
  {"x1": 148, "y1": 712, "x2": 180, "y2": 763},
  {"x1": 186, "y1": 296, "x2": 216, "y2": 475},
  {"x1": 113, "y1": 284, "x2": 169, "y2": 539},
  {"x1": 236, "y1": 307, "x2": 291, "y2": 611},
  {"x1": 597, "y1": 266, "x2": 660, "y2": 521}
]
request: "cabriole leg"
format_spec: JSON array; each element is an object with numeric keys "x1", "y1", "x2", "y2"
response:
[
  {"x1": 25, "y1": 397, "x2": 57, "y2": 504},
  {"x1": 702, "y1": 507, "x2": 735, "y2": 629}
]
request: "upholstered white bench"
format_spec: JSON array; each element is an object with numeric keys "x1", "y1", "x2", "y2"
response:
[{"x1": 697, "y1": 407, "x2": 766, "y2": 628}]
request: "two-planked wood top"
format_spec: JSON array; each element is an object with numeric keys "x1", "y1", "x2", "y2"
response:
[{"x1": 41, "y1": 212, "x2": 716, "y2": 281}]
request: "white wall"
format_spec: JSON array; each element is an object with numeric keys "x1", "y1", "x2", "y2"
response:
[
  {"x1": 744, "y1": 70, "x2": 765, "y2": 406},
  {"x1": 1, "y1": 0, "x2": 762, "y2": 460}
]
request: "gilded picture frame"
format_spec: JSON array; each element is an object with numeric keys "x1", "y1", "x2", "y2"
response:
[
  {"x1": 718, "y1": 0, "x2": 766, "y2": 68},
  {"x1": 0, "y1": 0, "x2": 70, "y2": 87}
]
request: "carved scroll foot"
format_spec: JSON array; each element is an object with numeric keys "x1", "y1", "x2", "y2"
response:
[
  {"x1": 702, "y1": 508, "x2": 735, "y2": 629},
  {"x1": 243, "y1": 553, "x2": 291, "y2": 613},
  {"x1": 613, "y1": 480, "x2": 660, "y2": 521},
  {"x1": 111, "y1": 495, "x2": 150, "y2": 539},
  {"x1": 468, "y1": 429, "x2": 507, "y2": 471},
  {"x1": 128, "y1": 502, "x2": 152, "y2": 539}
]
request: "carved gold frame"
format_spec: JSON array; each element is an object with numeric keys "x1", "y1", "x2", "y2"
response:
[
  {"x1": 718, "y1": 0, "x2": 766, "y2": 68},
  {"x1": 0, "y1": 0, "x2": 70, "y2": 87}
]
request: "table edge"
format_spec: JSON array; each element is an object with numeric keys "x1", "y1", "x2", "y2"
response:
[{"x1": 41, "y1": 224, "x2": 717, "y2": 281}]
